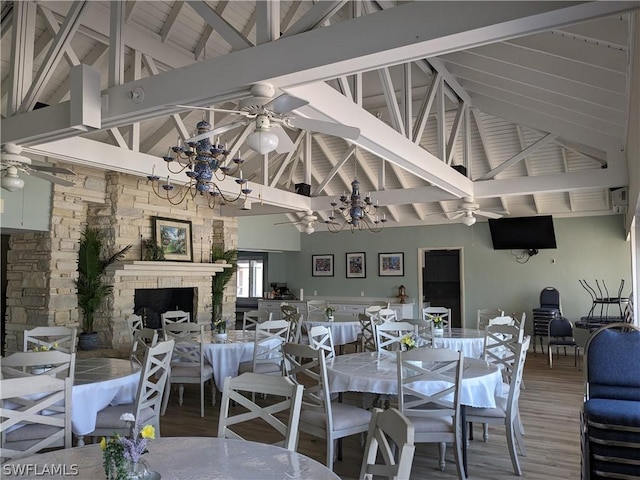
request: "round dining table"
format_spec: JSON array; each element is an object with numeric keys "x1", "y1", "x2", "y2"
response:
[
  {"x1": 73, "y1": 358, "x2": 141, "y2": 438},
  {"x1": 428, "y1": 327, "x2": 486, "y2": 359},
  {"x1": 2, "y1": 437, "x2": 340, "y2": 480},
  {"x1": 199, "y1": 329, "x2": 281, "y2": 391},
  {"x1": 303, "y1": 315, "x2": 361, "y2": 346}
]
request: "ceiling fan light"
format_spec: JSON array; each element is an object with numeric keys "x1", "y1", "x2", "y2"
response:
[
  {"x1": 1, "y1": 167, "x2": 25, "y2": 192},
  {"x1": 462, "y1": 214, "x2": 476, "y2": 226},
  {"x1": 304, "y1": 225, "x2": 315, "y2": 234},
  {"x1": 246, "y1": 130, "x2": 279, "y2": 154}
]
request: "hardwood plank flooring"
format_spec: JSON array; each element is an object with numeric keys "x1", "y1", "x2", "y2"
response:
[{"x1": 159, "y1": 349, "x2": 584, "y2": 479}]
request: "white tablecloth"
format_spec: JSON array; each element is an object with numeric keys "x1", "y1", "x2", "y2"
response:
[
  {"x1": 201, "y1": 330, "x2": 281, "y2": 390},
  {"x1": 72, "y1": 358, "x2": 141, "y2": 436},
  {"x1": 429, "y1": 328, "x2": 486, "y2": 359},
  {"x1": 326, "y1": 351, "x2": 502, "y2": 408},
  {"x1": 303, "y1": 316, "x2": 361, "y2": 346},
  {"x1": 4, "y1": 437, "x2": 340, "y2": 480}
]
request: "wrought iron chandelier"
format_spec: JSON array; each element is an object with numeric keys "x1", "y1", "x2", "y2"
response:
[
  {"x1": 326, "y1": 178, "x2": 387, "y2": 233},
  {"x1": 148, "y1": 120, "x2": 251, "y2": 207}
]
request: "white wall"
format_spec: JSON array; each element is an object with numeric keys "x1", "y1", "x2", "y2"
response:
[{"x1": 238, "y1": 214, "x2": 300, "y2": 251}]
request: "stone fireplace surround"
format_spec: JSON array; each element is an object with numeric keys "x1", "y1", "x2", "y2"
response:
[{"x1": 3, "y1": 165, "x2": 237, "y2": 353}]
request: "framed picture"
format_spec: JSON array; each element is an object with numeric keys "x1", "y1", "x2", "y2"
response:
[
  {"x1": 346, "y1": 252, "x2": 366, "y2": 278},
  {"x1": 312, "y1": 254, "x2": 334, "y2": 277},
  {"x1": 378, "y1": 252, "x2": 404, "y2": 276},
  {"x1": 152, "y1": 217, "x2": 193, "y2": 262}
]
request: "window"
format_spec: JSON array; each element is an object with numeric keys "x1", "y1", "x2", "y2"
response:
[{"x1": 236, "y1": 253, "x2": 266, "y2": 299}]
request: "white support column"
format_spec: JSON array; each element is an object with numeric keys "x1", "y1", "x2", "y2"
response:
[
  {"x1": 108, "y1": 1, "x2": 125, "y2": 88},
  {"x1": 256, "y1": 0, "x2": 280, "y2": 44},
  {"x1": 378, "y1": 68, "x2": 405, "y2": 137},
  {"x1": 412, "y1": 71, "x2": 440, "y2": 143},
  {"x1": 436, "y1": 76, "x2": 446, "y2": 161},
  {"x1": 446, "y1": 101, "x2": 465, "y2": 166},
  {"x1": 303, "y1": 132, "x2": 312, "y2": 186},
  {"x1": 126, "y1": 50, "x2": 142, "y2": 151},
  {"x1": 8, "y1": 1, "x2": 36, "y2": 116},
  {"x1": 462, "y1": 104, "x2": 471, "y2": 176},
  {"x1": 69, "y1": 65, "x2": 101, "y2": 131},
  {"x1": 403, "y1": 63, "x2": 413, "y2": 140},
  {"x1": 270, "y1": 131, "x2": 305, "y2": 187}
]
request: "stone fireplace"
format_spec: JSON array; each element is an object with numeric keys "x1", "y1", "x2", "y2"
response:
[
  {"x1": 2, "y1": 166, "x2": 238, "y2": 353},
  {"x1": 134, "y1": 287, "x2": 196, "y2": 329}
]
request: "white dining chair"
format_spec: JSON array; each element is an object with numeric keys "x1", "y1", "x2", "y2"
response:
[
  {"x1": 217, "y1": 372, "x2": 303, "y2": 452},
  {"x1": 476, "y1": 308, "x2": 504, "y2": 330},
  {"x1": 283, "y1": 342, "x2": 372, "y2": 470},
  {"x1": 242, "y1": 310, "x2": 272, "y2": 332},
  {"x1": 466, "y1": 336, "x2": 531, "y2": 476},
  {"x1": 397, "y1": 347, "x2": 465, "y2": 478},
  {"x1": 92, "y1": 339, "x2": 174, "y2": 441},
  {"x1": 162, "y1": 323, "x2": 214, "y2": 417},
  {"x1": 423, "y1": 307, "x2": 452, "y2": 334},
  {"x1": 307, "y1": 299, "x2": 328, "y2": 320},
  {"x1": 359, "y1": 407, "x2": 416, "y2": 480},
  {"x1": 0, "y1": 375, "x2": 73, "y2": 462},
  {"x1": 309, "y1": 325, "x2": 336, "y2": 360},
  {"x1": 378, "y1": 308, "x2": 398, "y2": 323},
  {"x1": 488, "y1": 315, "x2": 515, "y2": 327},
  {"x1": 161, "y1": 310, "x2": 190, "y2": 325},
  {"x1": 238, "y1": 319, "x2": 290, "y2": 375},
  {"x1": 375, "y1": 321, "x2": 418, "y2": 353},
  {"x1": 126, "y1": 314, "x2": 144, "y2": 343},
  {"x1": 130, "y1": 327, "x2": 159, "y2": 367},
  {"x1": 23, "y1": 326, "x2": 77, "y2": 354},
  {"x1": 1, "y1": 350, "x2": 76, "y2": 380}
]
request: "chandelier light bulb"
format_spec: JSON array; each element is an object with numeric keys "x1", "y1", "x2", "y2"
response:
[
  {"x1": 304, "y1": 225, "x2": 315, "y2": 234},
  {"x1": 462, "y1": 213, "x2": 476, "y2": 226},
  {"x1": 1, "y1": 166, "x2": 25, "y2": 192},
  {"x1": 246, "y1": 130, "x2": 279, "y2": 155}
]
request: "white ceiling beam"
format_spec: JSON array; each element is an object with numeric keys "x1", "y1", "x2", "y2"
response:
[
  {"x1": 7, "y1": 1, "x2": 636, "y2": 145},
  {"x1": 126, "y1": 49, "x2": 142, "y2": 151},
  {"x1": 160, "y1": 1, "x2": 184, "y2": 43},
  {"x1": 282, "y1": 1, "x2": 347, "y2": 36},
  {"x1": 39, "y1": 6, "x2": 80, "y2": 67},
  {"x1": 108, "y1": 127, "x2": 128, "y2": 149},
  {"x1": 109, "y1": 1, "x2": 126, "y2": 88},
  {"x1": 336, "y1": 77, "x2": 352, "y2": 101},
  {"x1": 516, "y1": 125, "x2": 541, "y2": 214},
  {"x1": 446, "y1": 101, "x2": 465, "y2": 165},
  {"x1": 436, "y1": 76, "x2": 446, "y2": 161},
  {"x1": 352, "y1": 149, "x2": 402, "y2": 223},
  {"x1": 312, "y1": 144, "x2": 357, "y2": 196},
  {"x1": 403, "y1": 63, "x2": 412, "y2": 140},
  {"x1": 479, "y1": 132, "x2": 558, "y2": 180},
  {"x1": 378, "y1": 67, "x2": 405, "y2": 136},
  {"x1": 462, "y1": 103, "x2": 471, "y2": 174},
  {"x1": 424, "y1": 57, "x2": 472, "y2": 106},
  {"x1": 140, "y1": 112, "x2": 189, "y2": 153},
  {"x1": 17, "y1": 2, "x2": 86, "y2": 114},
  {"x1": 560, "y1": 147, "x2": 575, "y2": 212},
  {"x1": 26, "y1": 136, "x2": 312, "y2": 211},
  {"x1": 186, "y1": 1, "x2": 252, "y2": 51},
  {"x1": 471, "y1": 94, "x2": 621, "y2": 152},
  {"x1": 194, "y1": 1, "x2": 229, "y2": 60},
  {"x1": 286, "y1": 83, "x2": 473, "y2": 199},
  {"x1": 48, "y1": 44, "x2": 108, "y2": 104},
  {"x1": 313, "y1": 135, "x2": 354, "y2": 194},
  {"x1": 8, "y1": 1, "x2": 36, "y2": 116},
  {"x1": 270, "y1": 131, "x2": 305, "y2": 187},
  {"x1": 412, "y1": 71, "x2": 440, "y2": 143},
  {"x1": 553, "y1": 138, "x2": 607, "y2": 165},
  {"x1": 256, "y1": 0, "x2": 280, "y2": 44}
]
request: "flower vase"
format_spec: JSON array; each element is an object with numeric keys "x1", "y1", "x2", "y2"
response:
[
  {"x1": 213, "y1": 333, "x2": 228, "y2": 342},
  {"x1": 126, "y1": 460, "x2": 150, "y2": 480},
  {"x1": 433, "y1": 327, "x2": 444, "y2": 337},
  {"x1": 326, "y1": 315, "x2": 334, "y2": 322}
]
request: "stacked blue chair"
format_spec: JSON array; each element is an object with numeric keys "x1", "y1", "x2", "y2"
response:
[
  {"x1": 582, "y1": 323, "x2": 640, "y2": 479},
  {"x1": 532, "y1": 287, "x2": 562, "y2": 354}
]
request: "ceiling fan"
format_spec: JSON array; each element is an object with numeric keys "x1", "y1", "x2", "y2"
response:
[
  {"x1": 173, "y1": 83, "x2": 360, "y2": 155},
  {"x1": 1, "y1": 143, "x2": 76, "y2": 191},
  {"x1": 274, "y1": 211, "x2": 321, "y2": 234},
  {"x1": 442, "y1": 197, "x2": 507, "y2": 226}
]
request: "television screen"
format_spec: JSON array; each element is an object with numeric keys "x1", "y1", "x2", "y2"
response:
[{"x1": 488, "y1": 216, "x2": 557, "y2": 250}]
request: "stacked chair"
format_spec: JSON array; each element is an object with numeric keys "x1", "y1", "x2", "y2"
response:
[
  {"x1": 532, "y1": 287, "x2": 562, "y2": 354},
  {"x1": 581, "y1": 323, "x2": 640, "y2": 479}
]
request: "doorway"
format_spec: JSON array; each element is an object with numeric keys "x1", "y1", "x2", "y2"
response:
[{"x1": 418, "y1": 248, "x2": 463, "y2": 328}]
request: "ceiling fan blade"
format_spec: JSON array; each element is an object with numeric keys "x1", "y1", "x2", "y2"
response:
[
  {"x1": 476, "y1": 210, "x2": 504, "y2": 219},
  {"x1": 450, "y1": 211, "x2": 465, "y2": 220},
  {"x1": 185, "y1": 120, "x2": 248, "y2": 143},
  {"x1": 170, "y1": 105, "x2": 245, "y2": 115},
  {"x1": 288, "y1": 117, "x2": 360, "y2": 140},
  {"x1": 30, "y1": 164, "x2": 76, "y2": 175},
  {"x1": 29, "y1": 170, "x2": 75, "y2": 186},
  {"x1": 271, "y1": 125, "x2": 296, "y2": 154},
  {"x1": 274, "y1": 220, "x2": 302, "y2": 226},
  {"x1": 264, "y1": 94, "x2": 308, "y2": 114}
]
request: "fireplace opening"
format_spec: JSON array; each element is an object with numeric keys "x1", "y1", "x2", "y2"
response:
[{"x1": 134, "y1": 287, "x2": 196, "y2": 329}]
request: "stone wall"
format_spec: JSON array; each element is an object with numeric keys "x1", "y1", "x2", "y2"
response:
[{"x1": 3, "y1": 164, "x2": 238, "y2": 352}]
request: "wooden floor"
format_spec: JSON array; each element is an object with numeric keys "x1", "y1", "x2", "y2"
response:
[{"x1": 160, "y1": 349, "x2": 584, "y2": 479}]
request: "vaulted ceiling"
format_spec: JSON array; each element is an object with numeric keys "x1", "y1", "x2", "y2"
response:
[{"x1": 1, "y1": 1, "x2": 638, "y2": 233}]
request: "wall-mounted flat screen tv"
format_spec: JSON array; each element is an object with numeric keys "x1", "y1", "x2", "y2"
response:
[{"x1": 488, "y1": 215, "x2": 557, "y2": 250}]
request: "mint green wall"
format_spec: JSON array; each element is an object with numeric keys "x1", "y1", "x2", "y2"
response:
[
  {"x1": 238, "y1": 214, "x2": 300, "y2": 251},
  {"x1": 271, "y1": 216, "x2": 631, "y2": 331},
  {"x1": 0, "y1": 176, "x2": 51, "y2": 232}
]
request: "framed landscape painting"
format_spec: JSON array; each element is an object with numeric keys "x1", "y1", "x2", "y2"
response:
[
  {"x1": 153, "y1": 217, "x2": 193, "y2": 262},
  {"x1": 312, "y1": 254, "x2": 334, "y2": 277},
  {"x1": 378, "y1": 252, "x2": 404, "y2": 276},
  {"x1": 346, "y1": 252, "x2": 366, "y2": 278}
]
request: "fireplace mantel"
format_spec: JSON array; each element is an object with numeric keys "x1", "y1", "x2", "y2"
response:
[{"x1": 107, "y1": 261, "x2": 232, "y2": 277}]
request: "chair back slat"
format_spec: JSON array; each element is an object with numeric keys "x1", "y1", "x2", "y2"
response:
[
  {"x1": 309, "y1": 325, "x2": 336, "y2": 360},
  {"x1": 376, "y1": 322, "x2": 418, "y2": 353},
  {"x1": 1, "y1": 351, "x2": 76, "y2": 380},
  {"x1": 423, "y1": 307, "x2": 452, "y2": 334},
  {"x1": 23, "y1": 327, "x2": 77, "y2": 354}
]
